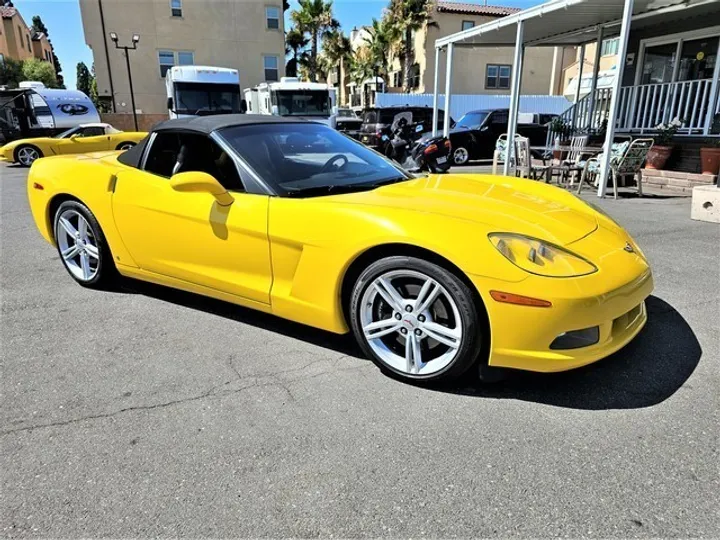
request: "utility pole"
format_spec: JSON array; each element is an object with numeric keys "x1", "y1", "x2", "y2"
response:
[{"x1": 109, "y1": 32, "x2": 139, "y2": 131}]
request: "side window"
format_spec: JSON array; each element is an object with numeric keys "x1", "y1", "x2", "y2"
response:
[
  {"x1": 81, "y1": 126, "x2": 105, "y2": 137},
  {"x1": 144, "y1": 133, "x2": 181, "y2": 177},
  {"x1": 491, "y1": 112, "x2": 508, "y2": 125},
  {"x1": 156, "y1": 133, "x2": 245, "y2": 191}
]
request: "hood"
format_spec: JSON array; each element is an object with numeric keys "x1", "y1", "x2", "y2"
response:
[{"x1": 324, "y1": 174, "x2": 598, "y2": 246}]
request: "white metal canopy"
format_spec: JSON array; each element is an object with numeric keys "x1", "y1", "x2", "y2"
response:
[{"x1": 431, "y1": 0, "x2": 720, "y2": 197}]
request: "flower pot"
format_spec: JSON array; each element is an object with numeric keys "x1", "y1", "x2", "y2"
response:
[
  {"x1": 645, "y1": 145, "x2": 673, "y2": 170},
  {"x1": 700, "y1": 147, "x2": 720, "y2": 176}
]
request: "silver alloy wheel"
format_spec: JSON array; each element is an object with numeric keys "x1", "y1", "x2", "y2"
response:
[
  {"x1": 56, "y1": 209, "x2": 100, "y2": 281},
  {"x1": 119, "y1": 143, "x2": 135, "y2": 150},
  {"x1": 359, "y1": 270, "x2": 463, "y2": 377},
  {"x1": 17, "y1": 147, "x2": 40, "y2": 166},
  {"x1": 452, "y1": 147, "x2": 469, "y2": 165}
]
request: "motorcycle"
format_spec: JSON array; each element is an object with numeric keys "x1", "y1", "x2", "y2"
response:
[{"x1": 382, "y1": 113, "x2": 452, "y2": 173}]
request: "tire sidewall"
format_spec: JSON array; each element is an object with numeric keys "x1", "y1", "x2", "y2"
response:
[
  {"x1": 53, "y1": 200, "x2": 113, "y2": 287},
  {"x1": 349, "y1": 256, "x2": 483, "y2": 383},
  {"x1": 15, "y1": 145, "x2": 42, "y2": 167}
]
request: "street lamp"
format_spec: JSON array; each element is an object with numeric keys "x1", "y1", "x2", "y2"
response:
[{"x1": 110, "y1": 32, "x2": 140, "y2": 131}]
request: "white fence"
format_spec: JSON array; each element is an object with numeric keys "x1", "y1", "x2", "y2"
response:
[{"x1": 374, "y1": 93, "x2": 572, "y2": 120}]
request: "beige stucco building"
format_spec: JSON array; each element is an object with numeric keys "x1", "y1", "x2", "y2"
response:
[
  {"x1": 553, "y1": 39, "x2": 620, "y2": 98},
  {"x1": 79, "y1": 0, "x2": 286, "y2": 114},
  {"x1": 386, "y1": 1, "x2": 558, "y2": 96},
  {"x1": 1, "y1": 5, "x2": 55, "y2": 70}
]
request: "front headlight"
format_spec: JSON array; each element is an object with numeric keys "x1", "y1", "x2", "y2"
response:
[{"x1": 489, "y1": 233, "x2": 597, "y2": 277}]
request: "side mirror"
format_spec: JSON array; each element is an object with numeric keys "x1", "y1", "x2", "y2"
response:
[
  {"x1": 167, "y1": 97, "x2": 174, "y2": 111},
  {"x1": 271, "y1": 105, "x2": 279, "y2": 115},
  {"x1": 415, "y1": 124, "x2": 423, "y2": 133},
  {"x1": 480, "y1": 126, "x2": 489, "y2": 132},
  {"x1": 240, "y1": 99, "x2": 248, "y2": 113},
  {"x1": 170, "y1": 171, "x2": 234, "y2": 206}
]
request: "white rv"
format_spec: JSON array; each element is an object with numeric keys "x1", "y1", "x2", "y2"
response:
[
  {"x1": 166, "y1": 66, "x2": 242, "y2": 118},
  {"x1": 243, "y1": 77, "x2": 336, "y2": 124}
]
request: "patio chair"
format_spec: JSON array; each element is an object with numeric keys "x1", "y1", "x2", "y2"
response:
[
  {"x1": 492, "y1": 133, "x2": 523, "y2": 175},
  {"x1": 551, "y1": 134, "x2": 589, "y2": 187},
  {"x1": 577, "y1": 138, "x2": 654, "y2": 199},
  {"x1": 514, "y1": 136, "x2": 550, "y2": 180}
]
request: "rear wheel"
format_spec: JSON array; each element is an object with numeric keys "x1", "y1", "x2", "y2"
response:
[
  {"x1": 53, "y1": 200, "x2": 116, "y2": 289},
  {"x1": 15, "y1": 145, "x2": 42, "y2": 167},
  {"x1": 116, "y1": 141, "x2": 136, "y2": 151},
  {"x1": 452, "y1": 146, "x2": 469, "y2": 165},
  {"x1": 349, "y1": 256, "x2": 483, "y2": 383}
]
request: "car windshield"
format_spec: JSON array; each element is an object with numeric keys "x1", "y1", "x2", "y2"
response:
[
  {"x1": 218, "y1": 122, "x2": 410, "y2": 197},
  {"x1": 337, "y1": 109, "x2": 357, "y2": 118},
  {"x1": 454, "y1": 112, "x2": 488, "y2": 130},
  {"x1": 174, "y1": 82, "x2": 241, "y2": 116},
  {"x1": 272, "y1": 90, "x2": 331, "y2": 117},
  {"x1": 54, "y1": 126, "x2": 80, "y2": 139}
]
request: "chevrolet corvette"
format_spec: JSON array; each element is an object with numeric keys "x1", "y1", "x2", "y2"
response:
[
  {"x1": 2, "y1": 123, "x2": 146, "y2": 167},
  {"x1": 27, "y1": 115, "x2": 653, "y2": 383}
]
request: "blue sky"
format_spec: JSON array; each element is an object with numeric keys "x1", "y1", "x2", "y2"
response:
[{"x1": 14, "y1": 0, "x2": 544, "y2": 91}]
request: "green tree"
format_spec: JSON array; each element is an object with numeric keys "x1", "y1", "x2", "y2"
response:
[
  {"x1": 321, "y1": 30, "x2": 351, "y2": 88},
  {"x1": 363, "y1": 17, "x2": 398, "y2": 80},
  {"x1": 31, "y1": 15, "x2": 64, "y2": 88},
  {"x1": 0, "y1": 58, "x2": 24, "y2": 88},
  {"x1": 285, "y1": 27, "x2": 309, "y2": 77},
  {"x1": 21, "y1": 58, "x2": 58, "y2": 88},
  {"x1": 290, "y1": 0, "x2": 339, "y2": 82},
  {"x1": 388, "y1": 0, "x2": 434, "y2": 92},
  {"x1": 76, "y1": 62, "x2": 92, "y2": 96}
]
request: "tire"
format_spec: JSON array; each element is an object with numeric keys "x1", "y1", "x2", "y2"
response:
[
  {"x1": 14, "y1": 145, "x2": 43, "y2": 167},
  {"x1": 53, "y1": 200, "x2": 116, "y2": 289},
  {"x1": 452, "y1": 146, "x2": 469, "y2": 166},
  {"x1": 349, "y1": 256, "x2": 484, "y2": 383},
  {"x1": 429, "y1": 161, "x2": 451, "y2": 174},
  {"x1": 116, "y1": 142, "x2": 136, "y2": 151}
]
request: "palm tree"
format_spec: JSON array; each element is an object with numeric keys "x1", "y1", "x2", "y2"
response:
[
  {"x1": 322, "y1": 30, "x2": 352, "y2": 91},
  {"x1": 363, "y1": 17, "x2": 398, "y2": 79},
  {"x1": 388, "y1": 0, "x2": 434, "y2": 92},
  {"x1": 291, "y1": 0, "x2": 340, "y2": 82},
  {"x1": 285, "y1": 27, "x2": 309, "y2": 77}
]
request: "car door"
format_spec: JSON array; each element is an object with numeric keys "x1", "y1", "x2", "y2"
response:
[
  {"x1": 55, "y1": 126, "x2": 110, "y2": 154},
  {"x1": 110, "y1": 131, "x2": 272, "y2": 305}
]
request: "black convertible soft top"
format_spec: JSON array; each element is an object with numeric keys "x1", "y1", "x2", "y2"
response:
[{"x1": 117, "y1": 114, "x2": 310, "y2": 168}]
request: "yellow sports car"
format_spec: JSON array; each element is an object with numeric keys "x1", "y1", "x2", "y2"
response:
[
  {"x1": 27, "y1": 115, "x2": 653, "y2": 383},
  {"x1": 2, "y1": 123, "x2": 146, "y2": 167}
]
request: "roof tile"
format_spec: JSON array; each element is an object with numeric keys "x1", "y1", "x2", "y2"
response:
[{"x1": 436, "y1": 1, "x2": 521, "y2": 16}]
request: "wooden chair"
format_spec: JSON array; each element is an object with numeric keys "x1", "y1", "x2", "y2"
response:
[
  {"x1": 551, "y1": 134, "x2": 589, "y2": 187},
  {"x1": 514, "y1": 136, "x2": 549, "y2": 180},
  {"x1": 577, "y1": 138, "x2": 654, "y2": 199}
]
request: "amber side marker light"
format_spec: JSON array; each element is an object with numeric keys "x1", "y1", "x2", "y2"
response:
[
  {"x1": 33, "y1": 183, "x2": 44, "y2": 190},
  {"x1": 490, "y1": 290, "x2": 552, "y2": 307}
]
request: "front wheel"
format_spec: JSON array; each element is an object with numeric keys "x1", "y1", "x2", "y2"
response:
[
  {"x1": 53, "y1": 200, "x2": 116, "y2": 289},
  {"x1": 15, "y1": 145, "x2": 42, "y2": 167},
  {"x1": 429, "y1": 160, "x2": 451, "y2": 173},
  {"x1": 349, "y1": 256, "x2": 484, "y2": 383}
]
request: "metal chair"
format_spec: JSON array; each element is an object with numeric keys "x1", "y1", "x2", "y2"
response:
[
  {"x1": 492, "y1": 133, "x2": 524, "y2": 175},
  {"x1": 577, "y1": 138, "x2": 654, "y2": 199},
  {"x1": 551, "y1": 134, "x2": 589, "y2": 187}
]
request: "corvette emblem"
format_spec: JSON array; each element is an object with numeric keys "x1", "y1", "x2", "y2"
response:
[{"x1": 623, "y1": 242, "x2": 635, "y2": 253}]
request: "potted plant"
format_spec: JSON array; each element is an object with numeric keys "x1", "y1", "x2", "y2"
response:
[
  {"x1": 700, "y1": 138, "x2": 720, "y2": 176},
  {"x1": 548, "y1": 117, "x2": 571, "y2": 161},
  {"x1": 646, "y1": 118, "x2": 682, "y2": 170}
]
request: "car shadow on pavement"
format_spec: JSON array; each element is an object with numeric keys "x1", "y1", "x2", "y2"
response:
[
  {"x1": 442, "y1": 295, "x2": 702, "y2": 410},
  {"x1": 119, "y1": 278, "x2": 364, "y2": 358}
]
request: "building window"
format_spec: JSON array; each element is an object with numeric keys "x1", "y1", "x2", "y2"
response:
[
  {"x1": 409, "y1": 63, "x2": 420, "y2": 88},
  {"x1": 159, "y1": 50, "x2": 175, "y2": 77},
  {"x1": 266, "y1": 6, "x2": 280, "y2": 30},
  {"x1": 171, "y1": 0, "x2": 182, "y2": 17},
  {"x1": 27, "y1": 34, "x2": 32, "y2": 52},
  {"x1": 462, "y1": 20, "x2": 474, "y2": 31},
  {"x1": 177, "y1": 51, "x2": 194, "y2": 65},
  {"x1": 0, "y1": 54, "x2": 4, "y2": 65},
  {"x1": 264, "y1": 55, "x2": 279, "y2": 81},
  {"x1": 393, "y1": 71, "x2": 401, "y2": 87},
  {"x1": 486, "y1": 64, "x2": 511, "y2": 89},
  {"x1": 601, "y1": 38, "x2": 619, "y2": 56}
]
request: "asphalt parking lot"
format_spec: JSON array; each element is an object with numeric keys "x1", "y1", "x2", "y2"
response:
[{"x1": 1, "y1": 161, "x2": 718, "y2": 538}]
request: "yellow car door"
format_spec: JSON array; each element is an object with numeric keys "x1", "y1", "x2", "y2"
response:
[
  {"x1": 55, "y1": 126, "x2": 110, "y2": 154},
  {"x1": 110, "y1": 132, "x2": 272, "y2": 305}
]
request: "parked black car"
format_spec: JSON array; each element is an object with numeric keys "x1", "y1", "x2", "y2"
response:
[
  {"x1": 447, "y1": 109, "x2": 557, "y2": 165},
  {"x1": 359, "y1": 106, "x2": 452, "y2": 152},
  {"x1": 333, "y1": 108, "x2": 363, "y2": 140}
]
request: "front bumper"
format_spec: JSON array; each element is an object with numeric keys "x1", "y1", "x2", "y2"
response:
[{"x1": 472, "y1": 230, "x2": 654, "y2": 373}]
